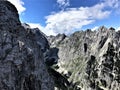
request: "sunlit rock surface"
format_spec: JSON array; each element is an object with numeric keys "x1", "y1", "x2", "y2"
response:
[{"x1": 48, "y1": 26, "x2": 120, "y2": 90}]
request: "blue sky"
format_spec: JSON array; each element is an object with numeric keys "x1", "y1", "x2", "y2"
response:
[{"x1": 8, "y1": 0, "x2": 120, "y2": 36}]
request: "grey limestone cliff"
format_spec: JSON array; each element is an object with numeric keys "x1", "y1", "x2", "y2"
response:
[{"x1": 48, "y1": 26, "x2": 120, "y2": 90}]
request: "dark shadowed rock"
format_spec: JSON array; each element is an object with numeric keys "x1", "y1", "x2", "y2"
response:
[
  {"x1": 44, "y1": 48, "x2": 59, "y2": 66},
  {"x1": 0, "y1": 1, "x2": 54, "y2": 90}
]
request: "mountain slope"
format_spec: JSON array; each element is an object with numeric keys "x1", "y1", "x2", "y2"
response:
[{"x1": 48, "y1": 27, "x2": 120, "y2": 90}]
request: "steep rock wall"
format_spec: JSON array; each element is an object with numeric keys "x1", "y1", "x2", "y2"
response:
[{"x1": 0, "y1": 1, "x2": 54, "y2": 90}]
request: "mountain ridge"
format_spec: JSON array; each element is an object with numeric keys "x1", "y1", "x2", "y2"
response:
[{"x1": 48, "y1": 26, "x2": 120, "y2": 90}]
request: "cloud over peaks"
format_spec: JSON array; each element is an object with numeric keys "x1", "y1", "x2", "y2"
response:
[
  {"x1": 44, "y1": 0, "x2": 120, "y2": 35},
  {"x1": 28, "y1": 23, "x2": 56, "y2": 36}
]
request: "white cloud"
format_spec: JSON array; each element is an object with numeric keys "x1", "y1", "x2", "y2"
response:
[
  {"x1": 57, "y1": 0, "x2": 70, "y2": 9},
  {"x1": 102, "y1": 0, "x2": 120, "y2": 8},
  {"x1": 7, "y1": 0, "x2": 26, "y2": 14},
  {"x1": 28, "y1": 23, "x2": 44, "y2": 30},
  {"x1": 44, "y1": 0, "x2": 120, "y2": 35},
  {"x1": 28, "y1": 23, "x2": 56, "y2": 36},
  {"x1": 116, "y1": 27, "x2": 120, "y2": 31},
  {"x1": 92, "y1": 26, "x2": 99, "y2": 31}
]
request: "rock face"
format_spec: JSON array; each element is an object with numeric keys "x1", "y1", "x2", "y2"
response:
[
  {"x1": 0, "y1": 1, "x2": 54, "y2": 90},
  {"x1": 48, "y1": 27, "x2": 120, "y2": 90}
]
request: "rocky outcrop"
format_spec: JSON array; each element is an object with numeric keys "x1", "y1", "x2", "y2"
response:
[
  {"x1": 0, "y1": 1, "x2": 54, "y2": 90},
  {"x1": 22, "y1": 24, "x2": 59, "y2": 66},
  {"x1": 48, "y1": 26, "x2": 120, "y2": 90}
]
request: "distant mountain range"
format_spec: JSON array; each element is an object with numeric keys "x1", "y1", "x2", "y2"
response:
[{"x1": 48, "y1": 26, "x2": 120, "y2": 90}]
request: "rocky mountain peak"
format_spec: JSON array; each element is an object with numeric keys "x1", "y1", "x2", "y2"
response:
[{"x1": 0, "y1": 1, "x2": 19, "y2": 23}]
